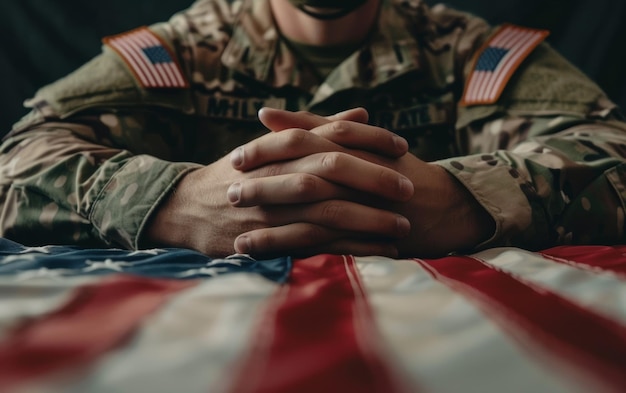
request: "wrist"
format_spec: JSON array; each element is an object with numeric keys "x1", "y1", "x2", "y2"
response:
[
  {"x1": 442, "y1": 167, "x2": 495, "y2": 252},
  {"x1": 142, "y1": 169, "x2": 198, "y2": 249}
]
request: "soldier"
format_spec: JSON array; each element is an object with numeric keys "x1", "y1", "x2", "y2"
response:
[{"x1": 1, "y1": 0, "x2": 625, "y2": 258}]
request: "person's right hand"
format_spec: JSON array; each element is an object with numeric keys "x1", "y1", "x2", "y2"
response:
[
  {"x1": 246, "y1": 108, "x2": 496, "y2": 258},
  {"x1": 144, "y1": 109, "x2": 415, "y2": 258}
]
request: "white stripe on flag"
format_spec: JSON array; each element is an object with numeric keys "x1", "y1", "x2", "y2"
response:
[
  {"x1": 0, "y1": 276, "x2": 99, "y2": 339},
  {"x1": 342, "y1": 256, "x2": 412, "y2": 390},
  {"x1": 354, "y1": 255, "x2": 577, "y2": 393},
  {"x1": 49, "y1": 274, "x2": 279, "y2": 393},
  {"x1": 417, "y1": 252, "x2": 626, "y2": 392},
  {"x1": 473, "y1": 248, "x2": 626, "y2": 326},
  {"x1": 224, "y1": 254, "x2": 411, "y2": 393}
]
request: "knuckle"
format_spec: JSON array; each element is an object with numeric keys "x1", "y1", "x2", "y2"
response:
[
  {"x1": 293, "y1": 173, "x2": 318, "y2": 197},
  {"x1": 378, "y1": 168, "x2": 394, "y2": 186},
  {"x1": 328, "y1": 120, "x2": 352, "y2": 137},
  {"x1": 320, "y1": 151, "x2": 343, "y2": 171},
  {"x1": 320, "y1": 202, "x2": 343, "y2": 223},
  {"x1": 259, "y1": 164, "x2": 282, "y2": 177},
  {"x1": 374, "y1": 126, "x2": 391, "y2": 143},
  {"x1": 282, "y1": 128, "x2": 308, "y2": 149},
  {"x1": 296, "y1": 110, "x2": 315, "y2": 118}
]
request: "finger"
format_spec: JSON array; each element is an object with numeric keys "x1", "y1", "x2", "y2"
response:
[
  {"x1": 232, "y1": 197, "x2": 410, "y2": 239},
  {"x1": 227, "y1": 172, "x2": 390, "y2": 215},
  {"x1": 259, "y1": 107, "x2": 407, "y2": 158},
  {"x1": 309, "y1": 120, "x2": 408, "y2": 157},
  {"x1": 260, "y1": 152, "x2": 414, "y2": 202},
  {"x1": 300, "y1": 200, "x2": 411, "y2": 238},
  {"x1": 227, "y1": 173, "x2": 352, "y2": 206},
  {"x1": 233, "y1": 223, "x2": 399, "y2": 258},
  {"x1": 231, "y1": 128, "x2": 344, "y2": 170},
  {"x1": 232, "y1": 122, "x2": 406, "y2": 171},
  {"x1": 258, "y1": 107, "x2": 369, "y2": 132}
]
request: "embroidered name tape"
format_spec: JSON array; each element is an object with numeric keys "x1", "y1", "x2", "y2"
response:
[
  {"x1": 461, "y1": 24, "x2": 549, "y2": 106},
  {"x1": 103, "y1": 27, "x2": 188, "y2": 89}
]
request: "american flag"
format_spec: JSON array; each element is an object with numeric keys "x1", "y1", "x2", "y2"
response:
[
  {"x1": 461, "y1": 25, "x2": 549, "y2": 106},
  {"x1": 103, "y1": 27, "x2": 188, "y2": 89},
  {"x1": 0, "y1": 237, "x2": 625, "y2": 392}
]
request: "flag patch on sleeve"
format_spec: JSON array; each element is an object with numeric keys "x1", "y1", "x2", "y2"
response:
[
  {"x1": 103, "y1": 27, "x2": 188, "y2": 89},
  {"x1": 461, "y1": 24, "x2": 549, "y2": 106}
]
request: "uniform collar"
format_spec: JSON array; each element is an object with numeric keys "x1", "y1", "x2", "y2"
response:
[{"x1": 221, "y1": 0, "x2": 433, "y2": 104}]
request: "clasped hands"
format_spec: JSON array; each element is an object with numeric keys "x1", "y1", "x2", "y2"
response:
[{"x1": 146, "y1": 107, "x2": 494, "y2": 258}]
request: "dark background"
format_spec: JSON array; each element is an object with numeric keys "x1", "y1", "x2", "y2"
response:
[{"x1": 1, "y1": 0, "x2": 625, "y2": 137}]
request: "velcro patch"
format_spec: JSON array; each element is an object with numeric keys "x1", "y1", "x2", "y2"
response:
[
  {"x1": 103, "y1": 27, "x2": 189, "y2": 89},
  {"x1": 461, "y1": 24, "x2": 549, "y2": 106}
]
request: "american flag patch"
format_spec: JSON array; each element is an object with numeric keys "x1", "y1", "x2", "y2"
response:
[
  {"x1": 461, "y1": 24, "x2": 549, "y2": 106},
  {"x1": 103, "y1": 27, "x2": 188, "y2": 89}
]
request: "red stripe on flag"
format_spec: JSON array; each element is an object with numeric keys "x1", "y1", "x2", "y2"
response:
[
  {"x1": 227, "y1": 254, "x2": 412, "y2": 393},
  {"x1": 0, "y1": 276, "x2": 195, "y2": 390},
  {"x1": 541, "y1": 245, "x2": 626, "y2": 276},
  {"x1": 416, "y1": 255, "x2": 626, "y2": 391}
]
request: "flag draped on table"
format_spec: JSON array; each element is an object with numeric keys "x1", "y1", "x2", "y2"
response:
[{"x1": 0, "y1": 237, "x2": 624, "y2": 393}]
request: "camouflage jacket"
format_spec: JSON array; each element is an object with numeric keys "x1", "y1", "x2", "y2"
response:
[{"x1": 1, "y1": 0, "x2": 625, "y2": 252}]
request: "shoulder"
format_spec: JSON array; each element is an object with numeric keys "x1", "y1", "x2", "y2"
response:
[
  {"x1": 390, "y1": 1, "x2": 618, "y2": 126},
  {"x1": 166, "y1": 0, "x2": 242, "y2": 48},
  {"x1": 456, "y1": 25, "x2": 615, "y2": 128},
  {"x1": 12, "y1": 0, "x2": 243, "y2": 133},
  {"x1": 390, "y1": 0, "x2": 491, "y2": 49},
  {"x1": 387, "y1": 0, "x2": 492, "y2": 82}
]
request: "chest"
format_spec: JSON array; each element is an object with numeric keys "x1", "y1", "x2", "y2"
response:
[{"x1": 188, "y1": 71, "x2": 459, "y2": 163}]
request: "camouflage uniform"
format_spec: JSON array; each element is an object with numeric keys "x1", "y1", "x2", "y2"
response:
[{"x1": 1, "y1": 0, "x2": 625, "y2": 252}]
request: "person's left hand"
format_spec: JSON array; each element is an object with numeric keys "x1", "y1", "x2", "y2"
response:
[{"x1": 231, "y1": 107, "x2": 495, "y2": 257}]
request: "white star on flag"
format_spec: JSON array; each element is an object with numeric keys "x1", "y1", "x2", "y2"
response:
[
  {"x1": 206, "y1": 259, "x2": 243, "y2": 267},
  {"x1": 176, "y1": 267, "x2": 229, "y2": 278},
  {"x1": 84, "y1": 259, "x2": 133, "y2": 272},
  {"x1": 127, "y1": 249, "x2": 167, "y2": 256},
  {"x1": 227, "y1": 253, "x2": 255, "y2": 260},
  {"x1": 19, "y1": 246, "x2": 56, "y2": 254}
]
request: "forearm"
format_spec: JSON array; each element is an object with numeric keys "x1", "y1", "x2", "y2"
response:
[
  {"x1": 0, "y1": 126, "x2": 199, "y2": 248},
  {"x1": 142, "y1": 164, "x2": 238, "y2": 256}
]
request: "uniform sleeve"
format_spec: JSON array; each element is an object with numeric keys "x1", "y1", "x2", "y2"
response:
[
  {"x1": 0, "y1": 0, "x2": 223, "y2": 249},
  {"x1": 0, "y1": 112, "x2": 201, "y2": 249},
  {"x1": 0, "y1": 22, "x2": 204, "y2": 249},
  {"x1": 438, "y1": 41, "x2": 626, "y2": 250},
  {"x1": 0, "y1": 1, "x2": 250, "y2": 250}
]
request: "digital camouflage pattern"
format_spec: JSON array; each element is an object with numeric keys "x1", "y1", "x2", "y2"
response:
[{"x1": 1, "y1": 0, "x2": 625, "y2": 252}]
